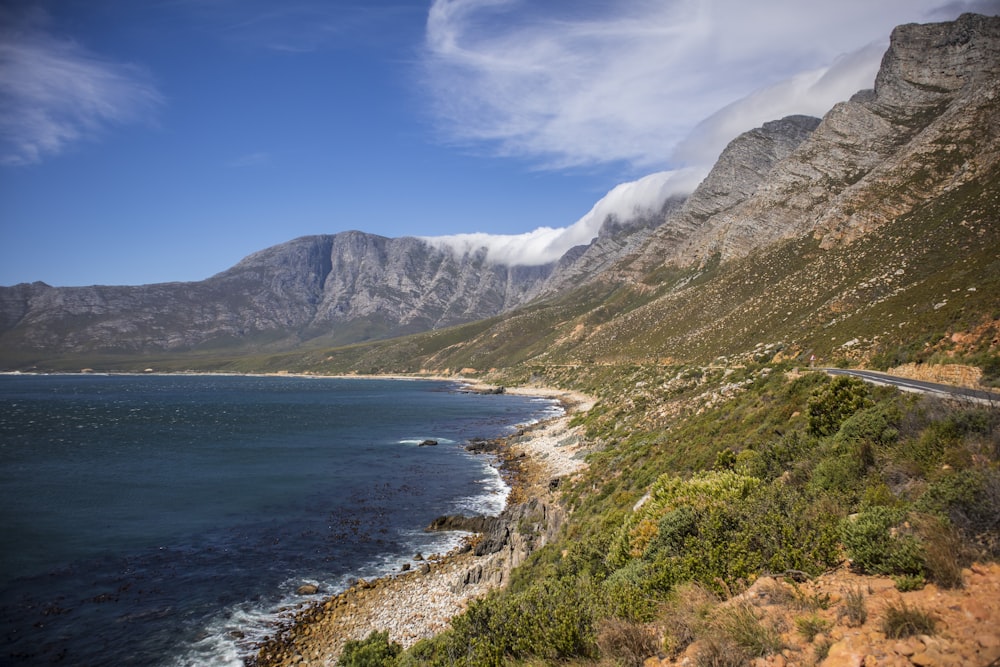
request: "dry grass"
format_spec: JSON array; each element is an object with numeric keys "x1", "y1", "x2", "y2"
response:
[
  {"x1": 881, "y1": 600, "x2": 938, "y2": 639},
  {"x1": 840, "y1": 586, "x2": 868, "y2": 627},
  {"x1": 596, "y1": 618, "x2": 659, "y2": 667},
  {"x1": 660, "y1": 583, "x2": 719, "y2": 656},
  {"x1": 710, "y1": 599, "x2": 784, "y2": 658}
]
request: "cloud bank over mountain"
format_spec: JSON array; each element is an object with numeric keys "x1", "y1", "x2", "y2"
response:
[{"x1": 423, "y1": 169, "x2": 701, "y2": 266}]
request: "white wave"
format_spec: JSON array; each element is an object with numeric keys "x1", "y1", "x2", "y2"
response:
[
  {"x1": 397, "y1": 437, "x2": 457, "y2": 445},
  {"x1": 163, "y1": 526, "x2": 477, "y2": 667}
]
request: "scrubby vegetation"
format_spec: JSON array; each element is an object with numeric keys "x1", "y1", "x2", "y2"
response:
[{"x1": 373, "y1": 366, "x2": 998, "y2": 666}]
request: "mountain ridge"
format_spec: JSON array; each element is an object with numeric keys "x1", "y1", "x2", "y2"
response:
[{"x1": 1, "y1": 13, "x2": 998, "y2": 375}]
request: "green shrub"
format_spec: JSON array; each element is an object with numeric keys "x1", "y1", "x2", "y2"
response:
[
  {"x1": 446, "y1": 577, "x2": 599, "y2": 664},
  {"x1": 338, "y1": 631, "x2": 402, "y2": 667},
  {"x1": 840, "y1": 506, "x2": 925, "y2": 576},
  {"x1": 646, "y1": 505, "x2": 699, "y2": 558},
  {"x1": 979, "y1": 353, "x2": 1000, "y2": 387},
  {"x1": 610, "y1": 471, "x2": 840, "y2": 596},
  {"x1": 807, "y1": 377, "x2": 873, "y2": 437},
  {"x1": 609, "y1": 471, "x2": 761, "y2": 567},
  {"x1": 893, "y1": 573, "x2": 926, "y2": 591},
  {"x1": 809, "y1": 452, "x2": 868, "y2": 499},
  {"x1": 836, "y1": 404, "x2": 900, "y2": 449},
  {"x1": 737, "y1": 431, "x2": 816, "y2": 481},
  {"x1": 917, "y1": 468, "x2": 1000, "y2": 556},
  {"x1": 602, "y1": 560, "x2": 660, "y2": 622}
]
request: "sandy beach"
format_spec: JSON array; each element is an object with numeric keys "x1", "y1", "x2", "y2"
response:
[{"x1": 249, "y1": 384, "x2": 594, "y2": 667}]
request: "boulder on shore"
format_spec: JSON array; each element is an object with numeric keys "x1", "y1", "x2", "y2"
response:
[{"x1": 426, "y1": 514, "x2": 500, "y2": 534}]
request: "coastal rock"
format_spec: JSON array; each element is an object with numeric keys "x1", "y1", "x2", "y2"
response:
[
  {"x1": 465, "y1": 438, "x2": 502, "y2": 454},
  {"x1": 296, "y1": 584, "x2": 319, "y2": 596},
  {"x1": 426, "y1": 514, "x2": 500, "y2": 534},
  {"x1": 417, "y1": 439, "x2": 438, "y2": 447}
]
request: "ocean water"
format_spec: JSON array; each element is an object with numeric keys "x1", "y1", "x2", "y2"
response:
[{"x1": 0, "y1": 374, "x2": 560, "y2": 666}]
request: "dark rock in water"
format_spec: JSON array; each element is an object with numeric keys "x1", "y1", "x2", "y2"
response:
[
  {"x1": 400, "y1": 563, "x2": 411, "y2": 572},
  {"x1": 414, "y1": 552, "x2": 424, "y2": 561},
  {"x1": 418, "y1": 439, "x2": 438, "y2": 447},
  {"x1": 296, "y1": 584, "x2": 319, "y2": 595},
  {"x1": 465, "y1": 438, "x2": 501, "y2": 454},
  {"x1": 426, "y1": 514, "x2": 501, "y2": 534},
  {"x1": 461, "y1": 385, "x2": 506, "y2": 395}
]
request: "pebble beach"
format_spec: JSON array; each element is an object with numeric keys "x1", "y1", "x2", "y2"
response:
[{"x1": 250, "y1": 386, "x2": 594, "y2": 666}]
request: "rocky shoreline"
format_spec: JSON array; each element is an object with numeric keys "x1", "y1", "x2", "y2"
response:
[{"x1": 248, "y1": 386, "x2": 593, "y2": 667}]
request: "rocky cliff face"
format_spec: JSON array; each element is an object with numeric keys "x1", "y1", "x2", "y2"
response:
[
  {"x1": 630, "y1": 13, "x2": 1000, "y2": 270},
  {"x1": 621, "y1": 114, "x2": 821, "y2": 277},
  {"x1": 0, "y1": 232, "x2": 554, "y2": 358},
  {"x1": 528, "y1": 194, "x2": 687, "y2": 299}
]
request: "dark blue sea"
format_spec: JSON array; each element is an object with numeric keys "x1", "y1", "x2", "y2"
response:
[{"x1": 0, "y1": 374, "x2": 559, "y2": 666}]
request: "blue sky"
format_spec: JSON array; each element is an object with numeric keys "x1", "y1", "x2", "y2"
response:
[{"x1": 2, "y1": 0, "x2": 996, "y2": 287}]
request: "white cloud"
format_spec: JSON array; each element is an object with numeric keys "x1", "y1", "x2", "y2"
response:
[
  {"x1": 421, "y1": 0, "x2": 986, "y2": 172},
  {"x1": 672, "y1": 42, "x2": 889, "y2": 167},
  {"x1": 422, "y1": 169, "x2": 701, "y2": 265},
  {"x1": 0, "y1": 7, "x2": 162, "y2": 166}
]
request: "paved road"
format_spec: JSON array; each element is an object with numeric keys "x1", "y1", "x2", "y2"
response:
[{"x1": 825, "y1": 368, "x2": 1000, "y2": 405}]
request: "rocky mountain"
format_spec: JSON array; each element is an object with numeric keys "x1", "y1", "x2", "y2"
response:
[
  {"x1": 626, "y1": 12, "x2": 1000, "y2": 272},
  {"x1": 0, "y1": 232, "x2": 555, "y2": 360},
  {"x1": 527, "y1": 194, "x2": 688, "y2": 300},
  {"x1": 618, "y1": 114, "x2": 822, "y2": 279},
  {"x1": 1, "y1": 13, "x2": 997, "y2": 372}
]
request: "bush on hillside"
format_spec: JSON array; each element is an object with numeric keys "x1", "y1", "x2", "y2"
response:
[
  {"x1": 338, "y1": 631, "x2": 402, "y2": 667},
  {"x1": 917, "y1": 468, "x2": 1000, "y2": 557},
  {"x1": 607, "y1": 471, "x2": 840, "y2": 596},
  {"x1": 840, "y1": 506, "x2": 925, "y2": 576},
  {"x1": 435, "y1": 576, "x2": 599, "y2": 665},
  {"x1": 807, "y1": 376, "x2": 873, "y2": 437}
]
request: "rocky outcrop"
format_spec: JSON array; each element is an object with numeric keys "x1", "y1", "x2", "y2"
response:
[
  {"x1": 530, "y1": 195, "x2": 687, "y2": 298},
  {"x1": 624, "y1": 115, "x2": 821, "y2": 276}
]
